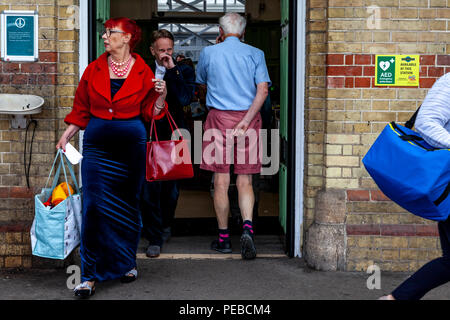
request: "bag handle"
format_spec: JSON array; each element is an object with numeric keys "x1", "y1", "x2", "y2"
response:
[
  {"x1": 404, "y1": 105, "x2": 421, "y2": 129},
  {"x1": 434, "y1": 182, "x2": 450, "y2": 206},
  {"x1": 149, "y1": 109, "x2": 184, "y2": 142},
  {"x1": 391, "y1": 121, "x2": 436, "y2": 151},
  {"x1": 44, "y1": 149, "x2": 80, "y2": 195},
  {"x1": 44, "y1": 151, "x2": 62, "y2": 191},
  {"x1": 58, "y1": 150, "x2": 79, "y2": 213},
  {"x1": 58, "y1": 150, "x2": 81, "y2": 197},
  {"x1": 61, "y1": 152, "x2": 80, "y2": 194}
]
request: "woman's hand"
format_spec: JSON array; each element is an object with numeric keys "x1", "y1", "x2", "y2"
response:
[
  {"x1": 56, "y1": 135, "x2": 69, "y2": 152},
  {"x1": 56, "y1": 124, "x2": 80, "y2": 152},
  {"x1": 152, "y1": 78, "x2": 167, "y2": 98}
]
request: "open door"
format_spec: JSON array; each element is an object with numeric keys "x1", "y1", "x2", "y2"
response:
[
  {"x1": 96, "y1": 0, "x2": 110, "y2": 58},
  {"x1": 279, "y1": 0, "x2": 289, "y2": 234},
  {"x1": 280, "y1": 0, "x2": 300, "y2": 257}
]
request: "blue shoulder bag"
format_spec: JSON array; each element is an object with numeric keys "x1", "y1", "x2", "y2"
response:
[{"x1": 363, "y1": 108, "x2": 450, "y2": 221}]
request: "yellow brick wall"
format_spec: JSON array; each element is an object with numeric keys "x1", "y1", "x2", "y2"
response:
[
  {"x1": 304, "y1": 0, "x2": 449, "y2": 271},
  {"x1": 0, "y1": 0, "x2": 80, "y2": 269},
  {"x1": 305, "y1": 0, "x2": 328, "y2": 232}
]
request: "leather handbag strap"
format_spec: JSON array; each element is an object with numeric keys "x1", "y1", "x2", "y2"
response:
[{"x1": 149, "y1": 109, "x2": 184, "y2": 143}]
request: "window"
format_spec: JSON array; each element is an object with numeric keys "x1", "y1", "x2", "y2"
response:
[{"x1": 158, "y1": 0, "x2": 245, "y2": 13}]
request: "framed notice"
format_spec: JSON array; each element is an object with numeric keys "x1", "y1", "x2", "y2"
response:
[
  {"x1": 375, "y1": 55, "x2": 420, "y2": 87},
  {"x1": 1, "y1": 10, "x2": 38, "y2": 62}
]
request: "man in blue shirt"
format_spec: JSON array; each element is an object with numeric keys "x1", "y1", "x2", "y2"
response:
[{"x1": 196, "y1": 12, "x2": 271, "y2": 260}]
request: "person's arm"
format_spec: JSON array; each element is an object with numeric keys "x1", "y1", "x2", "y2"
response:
[
  {"x1": 142, "y1": 79, "x2": 168, "y2": 122},
  {"x1": 63, "y1": 65, "x2": 92, "y2": 129},
  {"x1": 232, "y1": 82, "x2": 269, "y2": 136},
  {"x1": 415, "y1": 74, "x2": 450, "y2": 149},
  {"x1": 56, "y1": 124, "x2": 81, "y2": 151},
  {"x1": 57, "y1": 64, "x2": 92, "y2": 150},
  {"x1": 165, "y1": 64, "x2": 195, "y2": 106}
]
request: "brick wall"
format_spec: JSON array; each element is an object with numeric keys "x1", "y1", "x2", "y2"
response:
[
  {"x1": 305, "y1": 0, "x2": 328, "y2": 232},
  {"x1": 305, "y1": 0, "x2": 450, "y2": 271},
  {"x1": 0, "y1": 0, "x2": 79, "y2": 269},
  {"x1": 1, "y1": 0, "x2": 448, "y2": 272}
]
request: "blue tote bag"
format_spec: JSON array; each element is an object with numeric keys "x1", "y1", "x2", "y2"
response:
[
  {"x1": 363, "y1": 121, "x2": 450, "y2": 221},
  {"x1": 30, "y1": 150, "x2": 82, "y2": 259}
]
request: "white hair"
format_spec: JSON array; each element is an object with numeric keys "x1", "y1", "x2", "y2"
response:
[{"x1": 219, "y1": 12, "x2": 247, "y2": 36}]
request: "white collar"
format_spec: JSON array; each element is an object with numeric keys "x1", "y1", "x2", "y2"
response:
[{"x1": 155, "y1": 60, "x2": 166, "y2": 79}]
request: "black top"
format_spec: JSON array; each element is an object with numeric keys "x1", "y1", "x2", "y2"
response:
[{"x1": 110, "y1": 78, "x2": 126, "y2": 100}]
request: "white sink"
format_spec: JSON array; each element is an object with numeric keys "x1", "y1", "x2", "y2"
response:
[
  {"x1": 0, "y1": 94, "x2": 44, "y2": 115},
  {"x1": 0, "y1": 94, "x2": 44, "y2": 128}
]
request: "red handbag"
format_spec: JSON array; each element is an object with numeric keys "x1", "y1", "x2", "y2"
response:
[{"x1": 146, "y1": 110, "x2": 194, "y2": 182}]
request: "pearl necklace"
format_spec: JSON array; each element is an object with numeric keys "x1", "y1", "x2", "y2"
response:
[{"x1": 109, "y1": 55, "x2": 132, "y2": 77}]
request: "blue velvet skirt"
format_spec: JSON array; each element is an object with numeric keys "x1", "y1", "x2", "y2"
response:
[{"x1": 80, "y1": 116, "x2": 146, "y2": 282}]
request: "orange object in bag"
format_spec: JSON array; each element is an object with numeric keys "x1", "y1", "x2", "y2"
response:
[{"x1": 51, "y1": 182, "x2": 74, "y2": 207}]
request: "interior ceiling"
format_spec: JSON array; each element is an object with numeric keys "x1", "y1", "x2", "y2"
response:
[{"x1": 110, "y1": 0, "x2": 280, "y2": 23}]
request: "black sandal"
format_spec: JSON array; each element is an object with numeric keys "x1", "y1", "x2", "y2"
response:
[
  {"x1": 74, "y1": 281, "x2": 96, "y2": 297},
  {"x1": 120, "y1": 269, "x2": 137, "y2": 283}
]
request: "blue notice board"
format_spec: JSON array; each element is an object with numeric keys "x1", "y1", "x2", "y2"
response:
[{"x1": 1, "y1": 11, "x2": 38, "y2": 61}]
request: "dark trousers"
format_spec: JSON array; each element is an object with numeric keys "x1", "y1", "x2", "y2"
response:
[
  {"x1": 140, "y1": 180, "x2": 179, "y2": 247},
  {"x1": 392, "y1": 218, "x2": 450, "y2": 300}
]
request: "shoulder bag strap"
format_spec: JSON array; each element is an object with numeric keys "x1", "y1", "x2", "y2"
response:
[{"x1": 404, "y1": 105, "x2": 421, "y2": 129}]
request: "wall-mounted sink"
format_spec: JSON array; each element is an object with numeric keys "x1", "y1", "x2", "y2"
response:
[{"x1": 0, "y1": 94, "x2": 44, "y2": 128}]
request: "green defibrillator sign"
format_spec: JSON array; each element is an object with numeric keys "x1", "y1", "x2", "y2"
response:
[
  {"x1": 375, "y1": 55, "x2": 420, "y2": 87},
  {"x1": 376, "y1": 56, "x2": 396, "y2": 85},
  {"x1": 1, "y1": 10, "x2": 38, "y2": 62}
]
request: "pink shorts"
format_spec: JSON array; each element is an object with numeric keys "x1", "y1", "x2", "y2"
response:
[{"x1": 200, "y1": 108, "x2": 262, "y2": 175}]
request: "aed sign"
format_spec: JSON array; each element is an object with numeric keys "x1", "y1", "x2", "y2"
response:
[
  {"x1": 1, "y1": 10, "x2": 39, "y2": 62},
  {"x1": 375, "y1": 55, "x2": 420, "y2": 87}
]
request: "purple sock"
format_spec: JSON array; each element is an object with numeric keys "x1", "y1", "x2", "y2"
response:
[
  {"x1": 243, "y1": 220, "x2": 254, "y2": 235},
  {"x1": 219, "y1": 228, "x2": 230, "y2": 243}
]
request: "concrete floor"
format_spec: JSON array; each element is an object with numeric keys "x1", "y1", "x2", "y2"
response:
[{"x1": 1, "y1": 235, "x2": 450, "y2": 300}]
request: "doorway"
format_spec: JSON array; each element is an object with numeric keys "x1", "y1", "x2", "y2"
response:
[{"x1": 83, "y1": 0, "x2": 300, "y2": 258}]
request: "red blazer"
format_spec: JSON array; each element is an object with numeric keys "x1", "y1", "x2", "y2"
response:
[{"x1": 64, "y1": 52, "x2": 167, "y2": 129}]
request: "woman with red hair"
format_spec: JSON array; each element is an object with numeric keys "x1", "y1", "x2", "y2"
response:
[{"x1": 56, "y1": 17, "x2": 167, "y2": 297}]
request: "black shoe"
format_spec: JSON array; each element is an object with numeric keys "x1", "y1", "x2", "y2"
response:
[
  {"x1": 146, "y1": 245, "x2": 161, "y2": 258},
  {"x1": 240, "y1": 229, "x2": 256, "y2": 260},
  {"x1": 211, "y1": 239, "x2": 232, "y2": 253},
  {"x1": 162, "y1": 227, "x2": 171, "y2": 243}
]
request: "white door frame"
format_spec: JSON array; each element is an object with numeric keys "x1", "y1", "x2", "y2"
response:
[
  {"x1": 78, "y1": 0, "x2": 89, "y2": 186},
  {"x1": 294, "y1": 1, "x2": 306, "y2": 258}
]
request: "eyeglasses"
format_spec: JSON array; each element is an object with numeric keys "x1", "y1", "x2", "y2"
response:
[{"x1": 101, "y1": 28, "x2": 126, "y2": 38}]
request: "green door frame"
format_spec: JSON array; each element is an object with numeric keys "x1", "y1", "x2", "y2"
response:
[{"x1": 280, "y1": 0, "x2": 300, "y2": 258}]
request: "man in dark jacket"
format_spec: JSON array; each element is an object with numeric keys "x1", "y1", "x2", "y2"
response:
[{"x1": 141, "y1": 29, "x2": 195, "y2": 258}]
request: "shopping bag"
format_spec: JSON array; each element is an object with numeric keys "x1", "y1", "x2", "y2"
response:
[
  {"x1": 146, "y1": 110, "x2": 194, "y2": 182},
  {"x1": 362, "y1": 121, "x2": 450, "y2": 221},
  {"x1": 30, "y1": 149, "x2": 82, "y2": 260}
]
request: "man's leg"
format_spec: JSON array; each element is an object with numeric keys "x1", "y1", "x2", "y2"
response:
[
  {"x1": 236, "y1": 174, "x2": 257, "y2": 260},
  {"x1": 236, "y1": 174, "x2": 254, "y2": 222},
  {"x1": 140, "y1": 181, "x2": 163, "y2": 257},
  {"x1": 214, "y1": 172, "x2": 231, "y2": 229},
  {"x1": 160, "y1": 180, "x2": 180, "y2": 242},
  {"x1": 210, "y1": 172, "x2": 232, "y2": 253}
]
